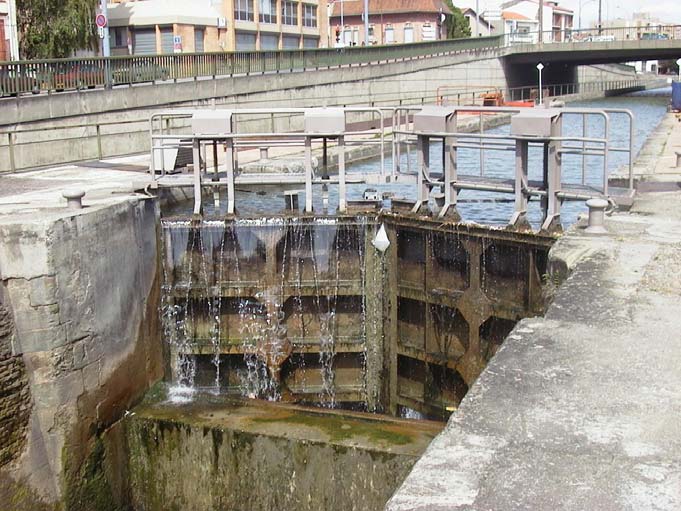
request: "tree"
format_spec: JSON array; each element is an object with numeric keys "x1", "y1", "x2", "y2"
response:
[
  {"x1": 443, "y1": 1, "x2": 472, "y2": 39},
  {"x1": 17, "y1": 0, "x2": 97, "y2": 59}
]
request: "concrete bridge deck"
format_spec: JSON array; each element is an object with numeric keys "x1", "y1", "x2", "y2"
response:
[{"x1": 386, "y1": 115, "x2": 681, "y2": 510}]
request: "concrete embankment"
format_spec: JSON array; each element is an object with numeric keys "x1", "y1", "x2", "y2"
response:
[
  {"x1": 111, "y1": 386, "x2": 442, "y2": 511},
  {"x1": 386, "y1": 105, "x2": 681, "y2": 510},
  {"x1": 0, "y1": 169, "x2": 163, "y2": 510}
]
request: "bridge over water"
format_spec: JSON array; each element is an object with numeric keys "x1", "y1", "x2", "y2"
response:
[{"x1": 1, "y1": 25, "x2": 679, "y2": 98}]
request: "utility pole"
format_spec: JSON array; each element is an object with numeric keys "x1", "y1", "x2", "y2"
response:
[
  {"x1": 476, "y1": 0, "x2": 480, "y2": 36},
  {"x1": 99, "y1": 0, "x2": 111, "y2": 88},
  {"x1": 341, "y1": 0, "x2": 344, "y2": 45},
  {"x1": 538, "y1": 0, "x2": 543, "y2": 43},
  {"x1": 597, "y1": 0, "x2": 602, "y2": 34},
  {"x1": 100, "y1": 0, "x2": 111, "y2": 58},
  {"x1": 363, "y1": 0, "x2": 369, "y2": 45}
]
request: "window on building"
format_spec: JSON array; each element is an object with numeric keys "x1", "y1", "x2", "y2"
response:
[
  {"x1": 260, "y1": 33, "x2": 278, "y2": 49},
  {"x1": 260, "y1": 0, "x2": 277, "y2": 23},
  {"x1": 235, "y1": 0, "x2": 254, "y2": 21},
  {"x1": 303, "y1": 36, "x2": 319, "y2": 48},
  {"x1": 194, "y1": 28, "x2": 205, "y2": 52},
  {"x1": 342, "y1": 28, "x2": 352, "y2": 45},
  {"x1": 404, "y1": 23, "x2": 414, "y2": 43},
  {"x1": 111, "y1": 27, "x2": 127, "y2": 48},
  {"x1": 282, "y1": 34, "x2": 300, "y2": 48},
  {"x1": 282, "y1": 1, "x2": 298, "y2": 25},
  {"x1": 422, "y1": 22, "x2": 436, "y2": 41},
  {"x1": 235, "y1": 31, "x2": 257, "y2": 50},
  {"x1": 160, "y1": 27, "x2": 174, "y2": 54},
  {"x1": 302, "y1": 4, "x2": 317, "y2": 28},
  {"x1": 133, "y1": 28, "x2": 156, "y2": 54},
  {"x1": 384, "y1": 25, "x2": 394, "y2": 43}
]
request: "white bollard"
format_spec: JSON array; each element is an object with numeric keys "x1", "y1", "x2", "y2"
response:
[
  {"x1": 585, "y1": 198, "x2": 608, "y2": 234},
  {"x1": 62, "y1": 189, "x2": 86, "y2": 210}
]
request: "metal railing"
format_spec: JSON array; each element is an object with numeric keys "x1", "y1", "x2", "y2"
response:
[
  {"x1": 506, "y1": 24, "x2": 681, "y2": 46},
  {"x1": 148, "y1": 106, "x2": 633, "y2": 231},
  {"x1": 0, "y1": 77, "x2": 658, "y2": 174},
  {"x1": 0, "y1": 35, "x2": 503, "y2": 96},
  {"x1": 1, "y1": 24, "x2": 679, "y2": 98},
  {"x1": 436, "y1": 79, "x2": 650, "y2": 106}
]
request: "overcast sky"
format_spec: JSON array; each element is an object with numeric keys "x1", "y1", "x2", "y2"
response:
[{"x1": 555, "y1": 0, "x2": 681, "y2": 28}]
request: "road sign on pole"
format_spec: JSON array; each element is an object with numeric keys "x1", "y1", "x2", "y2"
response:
[
  {"x1": 536, "y1": 63, "x2": 545, "y2": 106},
  {"x1": 95, "y1": 13, "x2": 107, "y2": 28}
]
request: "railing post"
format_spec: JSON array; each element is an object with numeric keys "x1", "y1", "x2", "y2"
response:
[{"x1": 8, "y1": 132, "x2": 16, "y2": 173}]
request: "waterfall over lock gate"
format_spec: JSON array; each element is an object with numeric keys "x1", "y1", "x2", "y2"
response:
[{"x1": 161, "y1": 216, "x2": 381, "y2": 411}]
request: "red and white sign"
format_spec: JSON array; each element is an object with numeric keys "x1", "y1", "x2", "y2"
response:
[{"x1": 95, "y1": 14, "x2": 107, "y2": 28}]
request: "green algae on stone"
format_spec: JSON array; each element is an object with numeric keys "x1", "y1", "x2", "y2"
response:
[{"x1": 251, "y1": 412, "x2": 415, "y2": 446}]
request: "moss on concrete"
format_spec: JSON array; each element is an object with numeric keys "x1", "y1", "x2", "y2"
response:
[
  {"x1": 251, "y1": 411, "x2": 414, "y2": 446},
  {"x1": 62, "y1": 436, "x2": 122, "y2": 511}
]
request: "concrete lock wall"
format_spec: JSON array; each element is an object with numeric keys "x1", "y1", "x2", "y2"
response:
[
  {"x1": 119, "y1": 413, "x2": 424, "y2": 511},
  {"x1": 0, "y1": 56, "x2": 643, "y2": 173},
  {"x1": 0, "y1": 197, "x2": 163, "y2": 510}
]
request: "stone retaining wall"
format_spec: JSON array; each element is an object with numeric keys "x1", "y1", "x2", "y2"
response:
[{"x1": 0, "y1": 304, "x2": 30, "y2": 468}]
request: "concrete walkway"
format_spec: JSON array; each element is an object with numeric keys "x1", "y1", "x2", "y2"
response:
[
  {"x1": 386, "y1": 120, "x2": 681, "y2": 508},
  {"x1": 611, "y1": 112, "x2": 681, "y2": 190}
]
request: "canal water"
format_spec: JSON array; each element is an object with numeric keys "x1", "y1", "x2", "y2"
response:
[
  {"x1": 344, "y1": 92, "x2": 669, "y2": 228},
  {"x1": 169, "y1": 91, "x2": 669, "y2": 229}
]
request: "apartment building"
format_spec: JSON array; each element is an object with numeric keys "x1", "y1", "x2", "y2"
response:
[
  {"x1": 499, "y1": 0, "x2": 573, "y2": 42},
  {"x1": 107, "y1": 0, "x2": 329, "y2": 54},
  {"x1": 0, "y1": 0, "x2": 18, "y2": 60},
  {"x1": 329, "y1": 0, "x2": 448, "y2": 46}
]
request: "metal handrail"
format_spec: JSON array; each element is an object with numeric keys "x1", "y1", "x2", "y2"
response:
[
  {"x1": 0, "y1": 35, "x2": 503, "y2": 96},
  {"x1": 2, "y1": 23, "x2": 677, "y2": 97},
  {"x1": 147, "y1": 106, "x2": 631, "y2": 231}
]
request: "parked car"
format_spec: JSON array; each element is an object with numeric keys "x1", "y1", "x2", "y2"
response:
[
  {"x1": 38, "y1": 63, "x2": 105, "y2": 91},
  {"x1": 111, "y1": 60, "x2": 170, "y2": 85},
  {"x1": 0, "y1": 68, "x2": 40, "y2": 97},
  {"x1": 586, "y1": 35, "x2": 616, "y2": 42},
  {"x1": 641, "y1": 33, "x2": 669, "y2": 40}
]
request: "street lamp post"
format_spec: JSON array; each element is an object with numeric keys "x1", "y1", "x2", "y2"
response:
[
  {"x1": 537, "y1": 62, "x2": 545, "y2": 105},
  {"x1": 363, "y1": 0, "x2": 369, "y2": 45}
]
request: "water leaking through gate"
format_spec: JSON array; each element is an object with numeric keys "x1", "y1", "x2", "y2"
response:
[{"x1": 160, "y1": 212, "x2": 553, "y2": 420}]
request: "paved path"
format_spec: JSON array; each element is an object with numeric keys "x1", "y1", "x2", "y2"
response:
[{"x1": 387, "y1": 110, "x2": 681, "y2": 510}]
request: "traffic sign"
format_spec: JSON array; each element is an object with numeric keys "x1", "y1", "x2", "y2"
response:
[
  {"x1": 95, "y1": 14, "x2": 107, "y2": 28},
  {"x1": 98, "y1": 26, "x2": 105, "y2": 39}
]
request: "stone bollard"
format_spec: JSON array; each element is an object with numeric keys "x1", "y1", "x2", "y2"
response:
[
  {"x1": 432, "y1": 192, "x2": 445, "y2": 209},
  {"x1": 62, "y1": 189, "x2": 86, "y2": 210},
  {"x1": 585, "y1": 198, "x2": 608, "y2": 234},
  {"x1": 259, "y1": 147, "x2": 269, "y2": 160}
]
